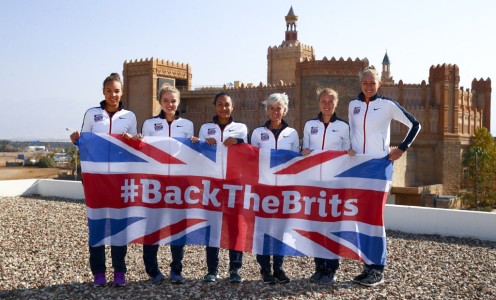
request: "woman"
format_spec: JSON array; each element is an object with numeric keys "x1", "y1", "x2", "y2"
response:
[
  {"x1": 251, "y1": 93, "x2": 299, "y2": 284},
  {"x1": 348, "y1": 66, "x2": 421, "y2": 287},
  {"x1": 70, "y1": 73, "x2": 137, "y2": 287},
  {"x1": 199, "y1": 91, "x2": 248, "y2": 284},
  {"x1": 301, "y1": 88, "x2": 352, "y2": 285},
  {"x1": 138, "y1": 84, "x2": 197, "y2": 284}
]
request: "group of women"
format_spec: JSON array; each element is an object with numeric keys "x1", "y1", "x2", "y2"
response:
[{"x1": 70, "y1": 65, "x2": 420, "y2": 288}]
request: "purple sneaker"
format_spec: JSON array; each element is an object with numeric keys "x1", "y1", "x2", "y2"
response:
[
  {"x1": 113, "y1": 272, "x2": 126, "y2": 287},
  {"x1": 93, "y1": 273, "x2": 106, "y2": 287}
]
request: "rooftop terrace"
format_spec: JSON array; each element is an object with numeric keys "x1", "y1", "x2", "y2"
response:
[{"x1": 0, "y1": 181, "x2": 495, "y2": 299}]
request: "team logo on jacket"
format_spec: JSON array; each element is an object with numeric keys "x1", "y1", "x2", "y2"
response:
[
  {"x1": 208, "y1": 128, "x2": 216, "y2": 135},
  {"x1": 261, "y1": 133, "x2": 269, "y2": 141},
  {"x1": 311, "y1": 127, "x2": 318, "y2": 135},
  {"x1": 94, "y1": 114, "x2": 103, "y2": 122},
  {"x1": 353, "y1": 107, "x2": 361, "y2": 115},
  {"x1": 154, "y1": 123, "x2": 163, "y2": 131}
]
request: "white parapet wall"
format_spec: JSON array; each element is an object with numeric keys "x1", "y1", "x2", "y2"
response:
[
  {"x1": 384, "y1": 205, "x2": 496, "y2": 242},
  {"x1": 0, "y1": 179, "x2": 85, "y2": 200},
  {"x1": 0, "y1": 179, "x2": 495, "y2": 241}
]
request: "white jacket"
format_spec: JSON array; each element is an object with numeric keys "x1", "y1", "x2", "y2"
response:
[
  {"x1": 199, "y1": 116, "x2": 248, "y2": 143},
  {"x1": 81, "y1": 101, "x2": 137, "y2": 135},
  {"x1": 251, "y1": 120, "x2": 299, "y2": 152},
  {"x1": 141, "y1": 112, "x2": 193, "y2": 138},
  {"x1": 348, "y1": 93, "x2": 421, "y2": 156},
  {"x1": 302, "y1": 112, "x2": 350, "y2": 151}
]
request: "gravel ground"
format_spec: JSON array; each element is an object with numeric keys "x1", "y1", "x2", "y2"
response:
[{"x1": 0, "y1": 196, "x2": 495, "y2": 299}]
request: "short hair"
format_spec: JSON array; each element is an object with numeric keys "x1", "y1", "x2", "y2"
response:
[
  {"x1": 262, "y1": 93, "x2": 289, "y2": 116},
  {"x1": 318, "y1": 88, "x2": 338, "y2": 102},
  {"x1": 359, "y1": 65, "x2": 380, "y2": 82},
  {"x1": 103, "y1": 73, "x2": 122, "y2": 88},
  {"x1": 213, "y1": 91, "x2": 232, "y2": 105},
  {"x1": 158, "y1": 84, "x2": 180, "y2": 102}
]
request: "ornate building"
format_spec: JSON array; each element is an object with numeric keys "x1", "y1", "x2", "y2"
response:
[{"x1": 122, "y1": 7, "x2": 491, "y2": 201}]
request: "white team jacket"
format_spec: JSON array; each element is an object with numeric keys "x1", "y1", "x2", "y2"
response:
[
  {"x1": 302, "y1": 113, "x2": 351, "y2": 151},
  {"x1": 199, "y1": 117, "x2": 248, "y2": 143},
  {"x1": 141, "y1": 112, "x2": 194, "y2": 138},
  {"x1": 348, "y1": 93, "x2": 421, "y2": 156},
  {"x1": 81, "y1": 101, "x2": 137, "y2": 135},
  {"x1": 251, "y1": 120, "x2": 299, "y2": 152}
]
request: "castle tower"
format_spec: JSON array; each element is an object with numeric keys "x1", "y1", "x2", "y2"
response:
[
  {"x1": 471, "y1": 78, "x2": 492, "y2": 131},
  {"x1": 381, "y1": 51, "x2": 394, "y2": 84},
  {"x1": 122, "y1": 58, "x2": 192, "y2": 128},
  {"x1": 267, "y1": 6, "x2": 314, "y2": 85},
  {"x1": 285, "y1": 6, "x2": 298, "y2": 42}
]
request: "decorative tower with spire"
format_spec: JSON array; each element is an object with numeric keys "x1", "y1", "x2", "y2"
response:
[
  {"x1": 285, "y1": 6, "x2": 298, "y2": 43},
  {"x1": 381, "y1": 51, "x2": 394, "y2": 84},
  {"x1": 267, "y1": 6, "x2": 314, "y2": 85}
]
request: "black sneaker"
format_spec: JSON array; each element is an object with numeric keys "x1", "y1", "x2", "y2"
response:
[
  {"x1": 273, "y1": 269, "x2": 290, "y2": 284},
  {"x1": 229, "y1": 269, "x2": 243, "y2": 283},
  {"x1": 353, "y1": 267, "x2": 370, "y2": 283},
  {"x1": 309, "y1": 270, "x2": 322, "y2": 283},
  {"x1": 355, "y1": 269, "x2": 384, "y2": 287},
  {"x1": 359, "y1": 269, "x2": 384, "y2": 286},
  {"x1": 261, "y1": 270, "x2": 277, "y2": 284}
]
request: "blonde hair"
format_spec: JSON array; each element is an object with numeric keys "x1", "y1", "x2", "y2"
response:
[
  {"x1": 318, "y1": 88, "x2": 338, "y2": 102},
  {"x1": 262, "y1": 93, "x2": 289, "y2": 116},
  {"x1": 359, "y1": 65, "x2": 380, "y2": 82},
  {"x1": 158, "y1": 84, "x2": 180, "y2": 103}
]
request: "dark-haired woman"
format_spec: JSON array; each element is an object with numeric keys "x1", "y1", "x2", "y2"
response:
[
  {"x1": 70, "y1": 73, "x2": 137, "y2": 287},
  {"x1": 199, "y1": 92, "x2": 248, "y2": 283}
]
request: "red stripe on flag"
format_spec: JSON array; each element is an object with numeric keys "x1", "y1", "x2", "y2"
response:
[
  {"x1": 221, "y1": 144, "x2": 260, "y2": 252},
  {"x1": 274, "y1": 151, "x2": 346, "y2": 174},
  {"x1": 294, "y1": 229, "x2": 363, "y2": 262},
  {"x1": 111, "y1": 134, "x2": 185, "y2": 164},
  {"x1": 130, "y1": 218, "x2": 206, "y2": 244}
]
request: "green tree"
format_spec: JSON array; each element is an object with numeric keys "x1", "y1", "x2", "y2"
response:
[
  {"x1": 67, "y1": 147, "x2": 81, "y2": 176},
  {"x1": 460, "y1": 127, "x2": 496, "y2": 210},
  {"x1": 38, "y1": 155, "x2": 56, "y2": 168}
]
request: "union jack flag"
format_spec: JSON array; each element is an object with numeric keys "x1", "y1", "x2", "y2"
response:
[{"x1": 78, "y1": 133, "x2": 392, "y2": 266}]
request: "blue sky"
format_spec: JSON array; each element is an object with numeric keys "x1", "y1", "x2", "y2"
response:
[{"x1": 0, "y1": 0, "x2": 494, "y2": 140}]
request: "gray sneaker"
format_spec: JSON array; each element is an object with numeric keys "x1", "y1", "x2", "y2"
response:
[
  {"x1": 229, "y1": 269, "x2": 243, "y2": 283},
  {"x1": 319, "y1": 270, "x2": 336, "y2": 285},
  {"x1": 309, "y1": 271, "x2": 322, "y2": 283},
  {"x1": 203, "y1": 273, "x2": 219, "y2": 282},
  {"x1": 355, "y1": 269, "x2": 384, "y2": 287},
  {"x1": 151, "y1": 271, "x2": 165, "y2": 284}
]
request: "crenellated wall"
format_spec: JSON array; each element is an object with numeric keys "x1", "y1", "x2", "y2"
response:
[
  {"x1": 123, "y1": 57, "x2": 192, "y2": 129},
  {"x1": 267, "y1": 41, "x2": 314, "y2": 86}
]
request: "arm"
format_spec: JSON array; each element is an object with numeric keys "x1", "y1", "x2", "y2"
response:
[
  {"x1": 185, "y1": 121, "x2": 194, "y2": 139},
  {"x1": 291, "y1": 130, "x2": 300, "y2": 153},
  {"x1": 342, "y1": 124, "x2": 351, "y2": 150},
  {"x1": 128, "y1": 113, "x2": 138, "y2": 135},
  {"x1": 391, "y1": 101, "x2": 421, "y2": 151},
  {"x1": 301, "y1": 123, "x2": 312, "y2": 155}
]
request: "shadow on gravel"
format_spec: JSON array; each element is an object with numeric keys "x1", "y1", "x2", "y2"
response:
[
  {"x1": 0, "y1": 278, "x2": 368, "y2": 299},
  {"x1": 387, "y1": 230, "x2": 496, "y2": 250}
]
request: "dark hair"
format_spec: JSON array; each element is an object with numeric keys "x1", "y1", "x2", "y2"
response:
[
  {"x1": 213, "y1": 91, "x2": 231, "y2": 105},
  {"x1": 103, "y1": 73, "x2": 123, "y2": 88}
]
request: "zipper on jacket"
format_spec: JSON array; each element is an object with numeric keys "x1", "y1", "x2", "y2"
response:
[
  {"x1": 219, "y1": 124, "x2": 224, "y2": 142},
  {"x1": 363, "y1": 103, "x2": 369, "y2": 154},
  {"x1": 321, "y1": 124, "x2": 327, "y2": 150},
  {"x1": 269, "y1": 129, "x2": 278, "y2": 150},
  {"x1": 107, "y1": 111, "x2": 113, "y2": 134},
  {"x1": 168, "y1": 120, "x2": 173, "y2": 137}
]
